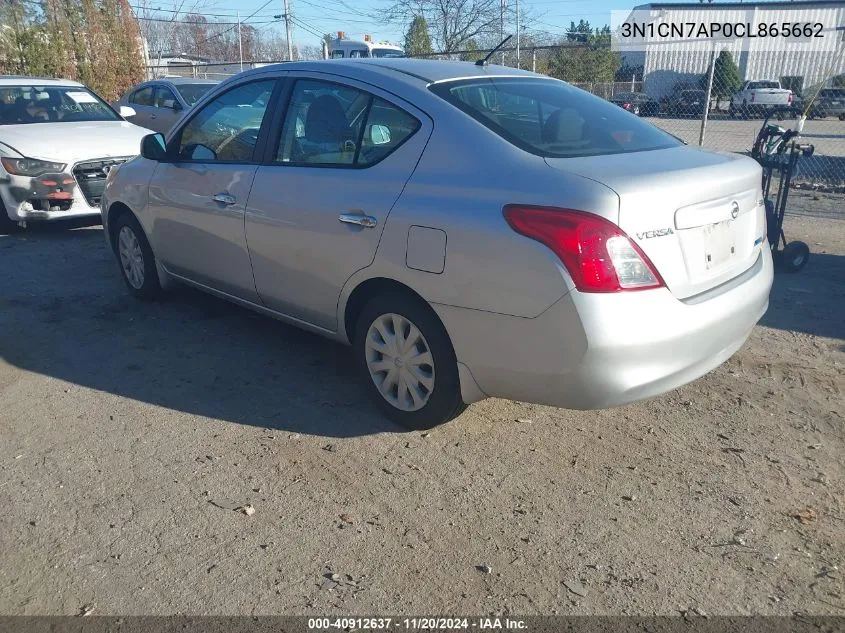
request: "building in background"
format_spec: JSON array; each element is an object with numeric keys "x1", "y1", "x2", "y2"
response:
[{"x1": 622, "y1": 1, "x2": 845, "y2": 98}]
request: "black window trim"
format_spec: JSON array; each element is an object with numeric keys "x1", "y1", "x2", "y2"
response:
[
  {"x1": 264, "y1": 76, "x2": 422, "y2": 171},
  {"x1": 165, "y1": 76, "x2": 284, "y2": 166}
]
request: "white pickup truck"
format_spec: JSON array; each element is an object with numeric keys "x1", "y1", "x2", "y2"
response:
[{"x1": 730, "y1": 80, "x2": 793, "y2": 118}]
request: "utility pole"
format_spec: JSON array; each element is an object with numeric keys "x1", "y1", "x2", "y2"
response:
[
  {"x1": 699, "y1": 46, "x2": 717, "y2": 146},
  {"x1": 237, "y1": 11, "x2": 244, "y2": 71},
  {"x1": 515, "y1": 0, "x2": 519, "y2": 69},
  {"x1": 500, "y1": 0, "x2": 506, "y2": 64},
  {"x1": 284, "y1": 0, "x2": 294, "y2": 60}
]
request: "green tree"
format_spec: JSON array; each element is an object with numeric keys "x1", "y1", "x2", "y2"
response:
[
  {"x1": 565, "y1": 19, "x2": 592, "y2": 42},
  {"x1": 459, "y1": 38, "x2": 483, "y2": 62},
  {"x1": 0, "y1": 0, "x2": 50, "y2": 76},
  {"x1": 699, "y1": 50, "x2": 741, "y2": 99},
  {"x1": 404, "y1": 15, "x2": 432, "y2": 57},
  {"x1": 548, "y1": 29, "x2": 620, "y2": 84}
]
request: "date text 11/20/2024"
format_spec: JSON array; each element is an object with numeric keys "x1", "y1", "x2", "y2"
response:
[{"x1": 307, "y1": 617, "x2": 528, "y2": 630}]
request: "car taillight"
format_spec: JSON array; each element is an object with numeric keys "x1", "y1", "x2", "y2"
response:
[
  {"x1": 788, "y1": 93, "x2": 793, "y2": 104},
  {"x1": 503, "y1": 206, "x2": 664, "y2": 293},
  {"x1": 623, "y1": 102, "x2": 632, "y2": 109},
  {"x1": 751, "y1": 92, "x2": 756, "y2": 103}
]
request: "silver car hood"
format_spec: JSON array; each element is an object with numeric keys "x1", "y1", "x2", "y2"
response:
[{"x1": 0, "y1": 121, "x2": 148, "y2": 164}]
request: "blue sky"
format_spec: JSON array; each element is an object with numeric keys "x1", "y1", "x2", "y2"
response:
[{"x1": 151, "y1": 0, "x2": 664, "y2": 49}]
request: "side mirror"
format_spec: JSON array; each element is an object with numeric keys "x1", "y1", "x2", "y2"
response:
[
  {"x1": 370, "y1": 124, "x2": 391, "y2": 145},
  {"x1": 140, "y1": 133, "x2": 167, "y2": 161},
  {"x1": 119, "y1": 105, "x2": 136, "y2": 119},
  {"x1": 163, "y1": 100, "x2": 183, "y2": 112}
]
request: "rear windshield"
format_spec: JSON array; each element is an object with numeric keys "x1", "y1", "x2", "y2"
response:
[
  {"x1": 430, "y1": 78, "x2": 679, "y2": 158},
  {"x1": 749, "y1": 81, "x2": 780, "y2": 89},
  {"x1": 175, "y1": 83, "x2": 215, "y2": 106}
]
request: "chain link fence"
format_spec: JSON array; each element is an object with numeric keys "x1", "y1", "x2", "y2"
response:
[{"x1": 144, "y1": 42, "x2": 845, "y2": 192}]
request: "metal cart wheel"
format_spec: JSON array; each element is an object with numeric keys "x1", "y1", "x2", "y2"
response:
[{"x1": 780, "y1": 241, "x2": 810, "y2": 273}]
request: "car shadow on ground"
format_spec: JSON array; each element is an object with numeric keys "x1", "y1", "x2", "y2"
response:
[
  {"x1": 0, "y1": 224, "x2": 398, "y2": 438},
  {"x1": 761, "y1": 252, "x2": 845, "y2": 340},
  {"x1": 2, "y1": 225, "x2": 842, "y2": 439}
]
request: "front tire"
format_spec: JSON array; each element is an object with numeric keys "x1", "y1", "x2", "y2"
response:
[
  {"x1": 112, "y1": 211, "x2": 161, "y2": 300},
  {"x1": 0, "y1": 202, "x2": 18, "y2": 235},
  {"x1": 354, "y1": 293, "x2": 466, "y2": 430}
]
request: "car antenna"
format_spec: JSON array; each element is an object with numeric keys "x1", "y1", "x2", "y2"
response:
[{"x1": 475, "y1": 35, "x2": 512, "y2": 67}]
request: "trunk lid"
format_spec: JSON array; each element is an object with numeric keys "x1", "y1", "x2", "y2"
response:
[{"x1": 545, "y1": 146, "x2": 766, "y2": 299}]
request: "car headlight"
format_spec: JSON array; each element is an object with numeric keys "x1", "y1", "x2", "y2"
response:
[{"x1": 1, "y1": 157, "x2": 67, "y2": 176}]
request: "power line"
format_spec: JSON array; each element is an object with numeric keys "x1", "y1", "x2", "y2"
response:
[
  {"x1": 290, "y1": 16, "x2": 325, "y2": 39},
  {"x1": 136, "y1": 15, "x2": 281, "y2": 26},
  {"x1": 128, "y1": 3, "x2": 281, "y2": 20},
  {"x1": 190, "y1": 0, "x2": 277, "y2": 47}
]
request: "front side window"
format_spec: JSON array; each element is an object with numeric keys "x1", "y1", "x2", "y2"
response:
[
  {"x1": 0, "y1": 85, "x2": 120, "y2": 124},
  {"x1": 276, "y1": 79, "x2": 419, "y2": 167},
  {"x1": 430, "y1": 78, "x2": 678, "y2": 158},
  {"x1": 177, "y1": 79, "x2": 275, "y2": 162},
  {"x1": 153, "y1": 86, "x2": 179, "y2": 109},
  {"x1": 131, "y1": 86, "x2": 154, "y2": 106},
  {"x1": 331, "y1": 50, "x2": 345, "y2": 59}
]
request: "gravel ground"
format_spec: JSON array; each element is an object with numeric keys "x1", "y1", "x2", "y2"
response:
[{"x1": 0, "y1": 212, "x2": 842, "y2": 617}]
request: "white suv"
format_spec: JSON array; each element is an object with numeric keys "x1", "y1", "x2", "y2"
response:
[{"x1": 0, "y1": 77, "x2": 149, "y2": 232}]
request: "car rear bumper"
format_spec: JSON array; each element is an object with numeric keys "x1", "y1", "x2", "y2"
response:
[{"x1": 436, "y1": 247, "x2": 773, "y2": 409}]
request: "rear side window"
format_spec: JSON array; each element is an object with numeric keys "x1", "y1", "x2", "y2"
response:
[
  {"x1": 430, "y1": 78, "x2": 678, "y2": 158},
  {"x1": 276, "y1": 79, "x2": 419, "y2": 167}
]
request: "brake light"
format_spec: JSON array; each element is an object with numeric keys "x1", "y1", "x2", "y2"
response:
[
  {"x1": 751, "y1": 92, "x2": 756, "y2": 103},
  {"x1": 623, "y1": 102, "x2": 632, "y2": 109},
  {"x1": 503, "y1": 206, "x2": 664, "y2": 293},
  {"x1": 788, "y1": 93, "x2": 793, "y2": 104}
]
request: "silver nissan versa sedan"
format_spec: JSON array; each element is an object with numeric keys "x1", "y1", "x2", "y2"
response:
[{"x1": 101, "y1": 59, "x2": 773, "y2": 429}]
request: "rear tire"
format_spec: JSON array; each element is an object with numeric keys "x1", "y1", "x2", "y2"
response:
[
  {"x1": 780, "y1": 241, "x2": 810, "y2": 273},
  {"x1": 354, "y1": 292, "x2": 466, "y2": 430},
  {"x1": 112, "y1": 211, "x2": 161, "y2": 300}
]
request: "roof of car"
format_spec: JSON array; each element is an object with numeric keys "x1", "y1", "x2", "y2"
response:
[
  {"x1": 154, "y1": 77, "x2": 219, "y2": 85},
  {"x1": 0, "y1": 76, "x2": 84, "y2": 87},
  {"x1": 235, "y1": 58, "x2": 545, "y2": 86}
]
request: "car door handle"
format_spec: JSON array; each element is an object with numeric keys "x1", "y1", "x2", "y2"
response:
[
  {"x1": 338, "y1": 213, "x2": 377, "y2": 228},
  {"x1": 212, "y1": 193, "x2": 236, "y2": 206},
  {"x1": 150, "y1": 114, "x2": 157, "y2": 119}
]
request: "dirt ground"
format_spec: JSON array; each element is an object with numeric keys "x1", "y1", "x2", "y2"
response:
[{"x1": 0, "y1": 210, "x2": 842, "y2": 617}]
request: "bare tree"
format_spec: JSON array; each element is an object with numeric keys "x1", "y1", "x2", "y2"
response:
[
  {"x1": 386, "y1": 0, "x2": 537, "y2": 55},
  {"x1": 385, "y1": 0, "x2": 501, "y2": 53}
]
